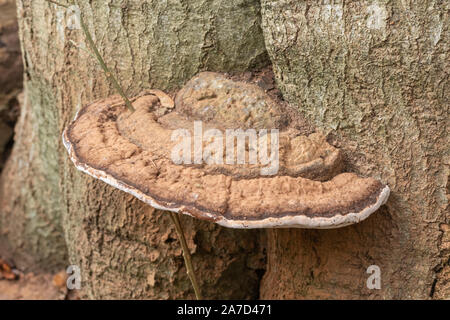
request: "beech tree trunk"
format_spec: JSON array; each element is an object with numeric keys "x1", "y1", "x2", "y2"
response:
[
  {"x1": 0, "y1": 0, "x2": 448, "y2": 300},
  {"x1": 0, "y1": 0, "x2": 267, "y2": 299},
  {"x1": 0, "y1": 0, "x2": 22, "y2": 172},
  {"x1": 260, "y1": 0, "x2": 449, "y2": 299}
]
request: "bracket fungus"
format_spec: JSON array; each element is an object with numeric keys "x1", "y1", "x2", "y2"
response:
[{"x1": 63, "y1": 72, "x2": 390, "y2": 229}]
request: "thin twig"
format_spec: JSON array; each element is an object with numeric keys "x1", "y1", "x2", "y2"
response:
[
  {"x1": 46, "y1": 0, "x2": 135, "y2": 112},
  {"x1": 77, "y1": 11, "x2": 135, "y2": 112},
  {"x1": 169, "y1": 212, "x2": 203, "y2": 300}
]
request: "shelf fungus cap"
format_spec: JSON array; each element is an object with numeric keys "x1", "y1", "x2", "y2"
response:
[{"x1": 63, "y1": 73, "x2": 390, "y2": 229}]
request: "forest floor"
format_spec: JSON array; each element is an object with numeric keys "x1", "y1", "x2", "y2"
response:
[{"x1": 0, "y1": 258, "x2": 79, "y2": 300}]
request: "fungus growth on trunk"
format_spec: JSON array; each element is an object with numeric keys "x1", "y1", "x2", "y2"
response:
[{"x1": 63, "y1": 72, "x2": 390, "y2": 230}]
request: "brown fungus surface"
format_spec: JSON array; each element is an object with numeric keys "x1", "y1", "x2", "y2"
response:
[
  {"x1": 175, "y1": 72, "x2": 288, "y2": 130},
  {"x1": 63, "y1": 72, "x2": 389, "y2": 229}
]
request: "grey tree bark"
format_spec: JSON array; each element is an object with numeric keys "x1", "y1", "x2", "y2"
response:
[
  {"x1": 0, "y1": 0, "x2": 22, "y2": 172},
  {"x1": 0, "y1": 0, "x2": 267, "y2": 299},
  {"x1": 260, "y1": 0, "x2": 449, "y2": 299},
  {"x1": 1, "y1": 0, "x2": 448, "y2": 300}
]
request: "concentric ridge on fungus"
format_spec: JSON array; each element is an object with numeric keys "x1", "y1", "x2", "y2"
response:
[{"x1": 63, "y1": 72, "x2": 390, "y2": 229}]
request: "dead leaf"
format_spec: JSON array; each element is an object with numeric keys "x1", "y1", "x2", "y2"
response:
[
  {"x1": 0, "y1": 258, "x2": 19, "y2": 280},
  {"x1": 52, "y1": 270, "x2": 68, "y2": 290}
]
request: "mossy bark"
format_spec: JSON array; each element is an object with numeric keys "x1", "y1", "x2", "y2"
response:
[
  {"x1": 260, "y1": 0, "x2": 449, "y2": 299},
  {"x1": 0, "y1": 0, "x2": 267, "y2": 298}
]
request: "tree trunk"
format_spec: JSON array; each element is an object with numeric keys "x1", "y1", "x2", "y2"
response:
[
  {"x1": 0, "y1": 0, "x2": 267, "y2": 299},
  {"x1": 0, "y1": 0, "x2": 22, "y2": 172},
  {"x1": 2, "y1": 0, "x2": 448, "y2": 300},
  {"x1": 260, "y1": 0, "x2": 449, "y2": 299}
]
